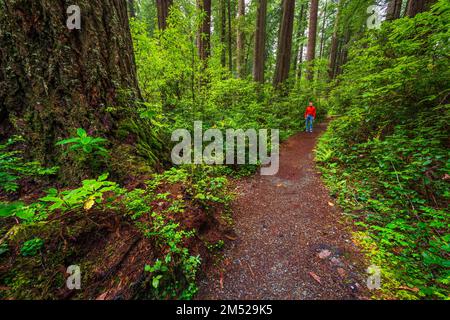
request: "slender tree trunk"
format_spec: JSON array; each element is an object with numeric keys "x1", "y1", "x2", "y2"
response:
[
  {"x1": 197, "y1": 0, "x2": 212, "y2": 61},
  {"x1": 292, "y1": 3, "x2": 306, "y2": 78},
  {"x1": 407, "y1": 0, "x2": 436, "y2": 17},
  {"x1": 227, "y1": 0, "x2": 233, "y2": 73},
  {"x1": 306, "y1": 0, "x2": 319, "y2": 81},
  {"x1": 319, "y1": 0, "x2": 328, "y2": 59},
  {"x1": 328, "y1": 0, "x2": 341, "y2": 79},
  {"x1": 386, "y1": 0, "x2": 403, "y2": 20},
  {"x1": 220, "y1": 0, "x2": 227, "y2": 67},
  {"x1": 236, "y1": 0, "x2": 246, "y2": 77},
  {"x1": 128, "y1": 0, "x2": 136, "y2": 18},
  {"x1": 0, "y1": 0, "x2": 140, "y2": 179},
  {"x1": 253, "y1": 0, "x2": 268, "y2": 83},
  {"x1": 156, "y1": 0, "x2": 173, "y2": 30},
  {"x1": 273, "y1": 0, "x2": 296, "y2": 87}
]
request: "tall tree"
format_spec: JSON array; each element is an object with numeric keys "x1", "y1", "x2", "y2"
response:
[
  {"x1": 0, "y1": 0, "x2": 140, "y2": 178},
  {"x1": 156, "y1": 0, "x2": 173, "y2": 30},
  {"x1": 328, "y1": 0, "x2": 341, "y2": 79},
  {"x1": 236, "y1": 0, "x2": 246, "y2": 77},
  {"x1": 386, "y1": 0, "x2": 403, "y2": 20},
  {"x1": 292, "y1": 2, "x2": 307, "y2": 80},
  {"x1": 220, "y1": 0, "x2": 227, "y2": 67},
  {"x1": 319, "y1": 0, "x2": 328, "y2": 59},
  {"x1": 407, "y1": 0, "x2": 436, "y2": 17},
  {"x1": 253, "y1": 0, "x2": 268, "y2": 83},
  {"x1": 197, "y1": 0, "x2": 212, "y2": 61},
  {"x1": 128, "y1": 0, "x2": 136, "y2": 18},
  {"x1": 227, "y1": 0, "x2": 233, "y2": 72},
  {"x1": 273, "y1": 0, "x2": 296, "y2": 86},
  {"x1": 306, "y1": 0, "x2": 319, "y2": 81}
]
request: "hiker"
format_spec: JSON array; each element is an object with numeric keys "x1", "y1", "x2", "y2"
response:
[{"x1": 305, "y1": 102, "x2": 317, "y2": 133}]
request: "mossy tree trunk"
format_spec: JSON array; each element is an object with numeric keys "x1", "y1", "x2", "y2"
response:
[{"x1": 0, "y1": 0, "x2": 142, "y2": 181}]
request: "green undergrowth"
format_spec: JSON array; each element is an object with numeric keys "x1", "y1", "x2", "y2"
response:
[
  {"x1": 316, "y1": 1, "x2": 449, "y2": 300},
  {"x1": 0, "y1": 165, "x2": 234, "y2": 300}
]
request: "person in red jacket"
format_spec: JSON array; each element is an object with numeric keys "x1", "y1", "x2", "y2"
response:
[{"x1": 305, "y1": 102, "x2": 317, "y2": 133}]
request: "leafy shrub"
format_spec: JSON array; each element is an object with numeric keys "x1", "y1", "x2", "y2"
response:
[
  {"x1": 0, "y1": 137, "x2": 58, "y2": 192},
  {"x1": 56, "y1": 128, "x2": 109, "y2": 159},
  {"x1": 317, "y1": 1, "x2": 450, "y2": 299},
  {"x1": 20, "y1": 238, "x2": 44, "y2": 257}
]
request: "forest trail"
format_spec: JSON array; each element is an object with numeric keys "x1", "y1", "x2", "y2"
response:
[{"x1": 197, "y1": 121, "x2": 369, "y2": 300}]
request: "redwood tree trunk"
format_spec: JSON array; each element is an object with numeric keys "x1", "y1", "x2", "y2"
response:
[
  {"x1": 306, "y1": 0, "x2": 319, "y2": 81},
  {"x1": 197, "y1": 0, "x2": 212, "y2": 61},
  {"x1": 0, "y1": 0, "x2": 140, "y2": 174},
  {"x1": 156, "y1": 0, "x2": 173, "y2": 30},
  {"x1": 407, "y1": 0, "x2": 436, "y2": 17},
  {"x1": 236, "y1": 0, "x2": 246, "y2": 77},
  {"x1": 386, "y1": 0, "x2": 402, "y2": 20},
  {"x1": 253, "y1": 0, "x2": 267, "y2": 83},
  {"x1": 273, "y1": 0, "x2": 296, "y2": 87}
]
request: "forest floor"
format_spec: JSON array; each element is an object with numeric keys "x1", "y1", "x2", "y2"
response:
[{"x1": 197, "y1": 121, "x2": 371, "y2": 300}]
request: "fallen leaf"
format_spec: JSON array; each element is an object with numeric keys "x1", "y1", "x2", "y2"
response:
[
  {"x1": 318, "y1": 249, "x2": 332, "y2": 259},
  {"x1": 328, "y1": 201, "x2": 335, "y2": 207},
  {"x1": 309, "y1": 272, "x2": 321, "y2": 284},
  {"x1": 84, "y1": 197, "x2": 95, "y2": 211},
  {"x1": 337, "y1": 268, "x2": 346, "y2": 278},
  {"x1": 398, "y1": 286, "x2": 419, "y2": 293}
]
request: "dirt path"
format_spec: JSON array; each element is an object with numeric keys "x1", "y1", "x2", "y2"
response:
[{"x1": 197, "y1": 121, "x2": 369, "y2": 300}]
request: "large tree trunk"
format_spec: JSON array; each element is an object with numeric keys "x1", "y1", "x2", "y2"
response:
[
  {"x1": 197, "y1": 0, "x2": 212, "y2": 61},
  {"x1": 328, "y1": 0, "x2": 341, "y2": 79},
  {"x1": 0, "y1": 0, "x2": 141, "y2": 179},
  {"x1": 156, "y1": 0, "x2": 173, "y2": 30},
  {"x1": 386, "y1": 0, "x2": 402, "y2": 20},
  {"x1": 273, "y1": 0, "x2": 296, "y2": 87},
  {"x1": 236, "y1": 0, "x2": 246, "y2": 78},
  {"x1": 407, "y1": 0, "x2": 436, "y2": 17},
  {"x1": 253, "y1": 0, "x2": 267, "y2": 83},
  {"x1": 306, "y1": 0, "x2": 319, "y2": 81}
]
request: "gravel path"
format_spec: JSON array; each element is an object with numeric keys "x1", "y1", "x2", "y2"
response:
[{"x1": 197, "y1": 122, "x2": 369, "y2": 300}]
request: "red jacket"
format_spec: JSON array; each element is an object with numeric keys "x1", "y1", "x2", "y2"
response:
[{"x1": 305, "y1": 106, "x2": 316, "y2": 119}]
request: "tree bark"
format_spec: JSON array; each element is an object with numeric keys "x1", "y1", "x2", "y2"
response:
[
  {"x1": 273, "y1": 0, "x2": 296, "y2": 87},
  {"x1": 0, "y1": 0, "x2": 141, "y2": 178},
  {"x1": 253, "y1": 0, "x2": 267, "y2": 83},
  {"x1": 306, "y1": 0, "x2": 319, "y2": 81},
  {"x1": 328, "y1": 0, "x2": 341, "y2": 79},
  {"x1": 406, "y1": 0, "x2": 436, "y2": 17},
  {"x1": 197, "y1": 0, "x2": 212, "y2": 61},
  {"x1": 386, "y1": 0, "x2": 402, "y2": 20},
  {"x1": 236, "y1": 0, "x2": 246, "y2": 77},
  {"x1": 156, "y1": 0, "x2": 173, "y2": 30}
]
